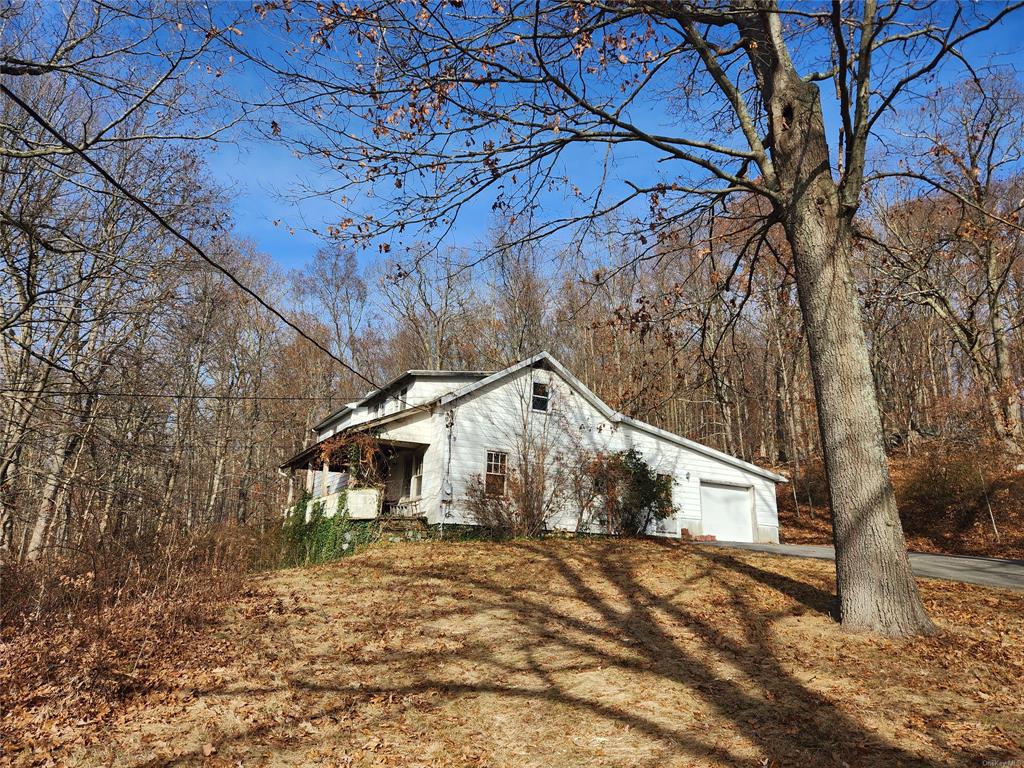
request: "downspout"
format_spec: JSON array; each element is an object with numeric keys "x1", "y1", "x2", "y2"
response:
[{"x1": 440, "y1": 407, "x2": 456, "y2": 537}]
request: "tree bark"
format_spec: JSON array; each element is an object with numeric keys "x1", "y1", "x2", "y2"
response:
[
  {"x1": 988, "y1": 257, "x2": 1023, "y2": 453},
  {"x1": 767, "y1": 72, "x2": 933, "y2": 636}
]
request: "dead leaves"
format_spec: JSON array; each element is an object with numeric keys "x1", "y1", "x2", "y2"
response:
[{"x1": 6, "y1": 540, "x2": 1023, "y2": 767}]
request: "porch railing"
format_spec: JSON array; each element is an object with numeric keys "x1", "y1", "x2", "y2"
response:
[
  {"x1": 384, "y1": 499, "x2": 421, "y2": 518},
  {"x1": 294, "y1": 487, "x2": 382, "y2": 521}
]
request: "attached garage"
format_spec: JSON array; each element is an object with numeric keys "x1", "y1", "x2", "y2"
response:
[{"x1": 699, "y1": 481, "x2": 755, "y2": 543}]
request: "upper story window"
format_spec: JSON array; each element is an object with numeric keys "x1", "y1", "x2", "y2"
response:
[
  {"x1": 531, "y1": 381, "x2": 549, "y2": 412},
  {"x1": 485, "y1": 450, "x2": 508, "y2": 496},
  {"x1": 397, "y1": 386, "x2": 409, "y2": 409}
]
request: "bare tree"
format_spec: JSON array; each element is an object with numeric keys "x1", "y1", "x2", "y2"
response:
[
  {"x1": 482, "y1": 221, "x2": 552, "y2": 366},
  {"x1": 377, "y1": 247, "x2": 477, "y2": 370},
  {"x1": 867, "y1": 75, "x2": 1024, "y2": 453},
  {"x1": 0, "y1": 1, "x2": 242, "y2": 160},
  {"x1": 292, "y1": 246, "x2": 373, "y2": 368},
  {"x1": 245, "y1": 0, "x2": 1024, "y2": 634}
]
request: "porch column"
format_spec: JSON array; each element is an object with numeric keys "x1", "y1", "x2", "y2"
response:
[
  {"x1": 305, "y1": 463, "x2": 314, "y2": 494},
  {"x1": 322, "y1": 460, "x2": 330, "y2": 495},
  {"x1": 286, "y1": 472, "x2": 295, "y2": 505}
]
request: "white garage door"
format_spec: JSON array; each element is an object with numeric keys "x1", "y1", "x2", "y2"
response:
[{"x1": 700, "y1": 482, "x2": 755, "y2": 543}]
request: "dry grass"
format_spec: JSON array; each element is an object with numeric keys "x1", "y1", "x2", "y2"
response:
[{"x1": 13, "y1": 539, "x2": 1024, "y2": 768}]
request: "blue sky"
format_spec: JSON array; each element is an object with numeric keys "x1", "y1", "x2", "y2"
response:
[{"x1": 207, "y1": 9, "x2": 1023, "y2": 275}]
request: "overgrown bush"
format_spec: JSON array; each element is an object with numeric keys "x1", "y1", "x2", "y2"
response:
[
  {"x1": 0, "y1": 523, "x2": 262, "y2": 752},
  {"x1": 464, "y1": 447, "x2": 675, "y2": 539},
  {"x1": 790, "y1": 458, "x2": 831, "y2": 511},
  {"x1": 464, "y1": 467, "x2": 560, "y2": 540},
  {"x1": 593, "y1": 449, "x2": 675, "y2": 536},
  {"x1": 279, "y1": 492, "x2": 379, "y2": 566},
  {"x1": 897, "y1": 447, "x2": 997, "y2": 532},
  {"x1": 1, "y1": 524, "x2": 261, "y2": 630}
]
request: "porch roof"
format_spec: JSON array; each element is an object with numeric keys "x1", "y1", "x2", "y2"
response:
[{"x1": 279, "y1": 434, "x2": 428, "y2": 471}]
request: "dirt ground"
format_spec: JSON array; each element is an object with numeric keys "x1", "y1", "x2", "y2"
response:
[{"x1": 14, "y1": 539, "x2": 1024, "y2": 768}]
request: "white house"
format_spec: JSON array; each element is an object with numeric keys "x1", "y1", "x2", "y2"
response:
[{"x1": 279, "y1": 352, "x2": 786, "y2": 543}]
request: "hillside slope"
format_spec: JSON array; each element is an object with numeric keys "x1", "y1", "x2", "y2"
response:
[
  {"x1": 778, "y1": 455, "x2": 1024, "y2": 560},
  {"x1": 10, "y1": 540, "x2": 1023, "y2": 768}
]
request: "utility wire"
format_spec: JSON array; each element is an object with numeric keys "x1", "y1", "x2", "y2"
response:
[
  {"x1": 0, "y1": 82, "x2": 380, "y2": 393},
  {"x1": 0, "y1": 387, "x2": 362, "y2": 402}
]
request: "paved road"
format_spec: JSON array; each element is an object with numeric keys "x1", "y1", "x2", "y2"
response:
[{"x1": 697, "y1": 541, "x2": 1024, "y2": 590}]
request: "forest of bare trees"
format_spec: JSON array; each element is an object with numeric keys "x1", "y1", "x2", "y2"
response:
[
  {"x1": 3, "y1": 4, "x2": 1024, "y2": 760},
  {"x1": 6, "y1": 159, "x2": 1019, "y2": 564},
  {"x1": 2, "y1": 1, "x2": 1022, "y2": 639}
]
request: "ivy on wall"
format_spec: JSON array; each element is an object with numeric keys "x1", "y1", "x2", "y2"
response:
[{"x1": 280, "y1": 491, "x2": 379, "y2": 566}]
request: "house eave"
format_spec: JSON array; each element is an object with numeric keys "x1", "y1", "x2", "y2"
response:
[
  {"x1": 279, "y1": 416, "x2": 432, "y2": 470},
  {"x1": 616, "y1": 415, "x2": 789, "y2": 483},
  {"x1": 312, "y1": 369, "x2": 494, "y2": 432}
]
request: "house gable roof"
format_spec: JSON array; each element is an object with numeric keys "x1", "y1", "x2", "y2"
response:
[
  {"x1": 439, "y1": 351, "x2": 788, "y2": 484},
  {"x1": 296, "y1": 351, "x2": 787, "y2": 483}
]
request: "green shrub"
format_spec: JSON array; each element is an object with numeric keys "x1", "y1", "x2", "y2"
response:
[{"x1": 600, "y1": 448, "x2": 676, "y2": 536}]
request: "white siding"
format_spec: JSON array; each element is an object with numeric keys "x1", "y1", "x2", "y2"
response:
[
  {"x1": 305, "y1": 356, "x2": 780, "y2": 541},
  {"x1": 438, "y1": 366, "x2": 610, "y2": 526},
  {"x1": 375, "y1": 410, "x2": 444, "y2": 516},
  {"x1": 316, "y1": 374, "x2": 486, "y2": 437},
  {"x1": 403, "y1": 375, "x2": 484, "y2": 404},
  {"x1": 616, "y1": 421, "x2": 779, "y2": 541},
  {"x1": 432, "y1": 363, "x2": 779, "y2": 541}
]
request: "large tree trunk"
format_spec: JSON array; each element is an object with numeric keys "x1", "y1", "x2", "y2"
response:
[
  {"x1": 768, "y1": 73, "x2": 933, "y2": 636},
  {"x1": 988, "y1": 263, "x2": 1023, "y2": 454},
  {"x1": 787, "y1": 208, "x2": 932, "y2": 636}
]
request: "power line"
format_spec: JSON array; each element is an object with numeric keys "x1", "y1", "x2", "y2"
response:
[
  {"x1": 0, "y1": 387, "x2": 362, "y2": 402},
  {"x1": 0, "y1": 82, "x2": 381, "y2": 393}
]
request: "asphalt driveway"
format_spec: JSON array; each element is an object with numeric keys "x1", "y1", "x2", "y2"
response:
[{"x1": 698, "y1": 541, "x2": 1024, "y2": 590}]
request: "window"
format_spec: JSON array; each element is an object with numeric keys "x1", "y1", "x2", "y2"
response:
[
  {"x1": 485, "y1": 450, "x2": 508, "y2": 496},
  {"x1": 398, "y1": 386, "x2": 409, "y2": 409},
  {"x1": 531, "y1": 381, "x2": 549, "y2": 412}
]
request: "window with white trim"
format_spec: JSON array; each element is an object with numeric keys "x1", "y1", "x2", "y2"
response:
[
  {"x1": 531, "y1": 381, "x2": 549, "y2": 412},
  {"x1": 485, "y1": 450, "x2": 508, "y2": 496}
]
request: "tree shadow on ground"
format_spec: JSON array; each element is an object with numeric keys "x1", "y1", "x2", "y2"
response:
[
  {"x1": 689, "y1": 546, "x2": 839, "y2": 618},
  {"x1": 140, "y1": 540, "x2": 1009, "y2": 768}
]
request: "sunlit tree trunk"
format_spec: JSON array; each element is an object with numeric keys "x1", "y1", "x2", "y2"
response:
[{"x1": 767, "y1": 71, "x2": 933, "y2": 635}]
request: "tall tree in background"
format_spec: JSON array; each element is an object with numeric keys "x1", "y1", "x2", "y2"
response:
[
  {"x1": 867, "y1": 75, "x2": 1024, "y2": 453},
  {"x1": 291, "y1": 245, "x2": 380, "y2": 386},
  {"x1": 378, "y1": 247, "x2": 476, "y2": 370},
  {"x1": 248, "y1": 0, "x2": 1023, "y2": 635},
  {"x1": 483, "y1": 221, "x2": 551, "y2": 366},
  {"x1": 0, "y1": 0, "x2": 305, "y2": 559}
]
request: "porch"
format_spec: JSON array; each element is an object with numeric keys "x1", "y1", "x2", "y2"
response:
[{"x1": 279, "y1": 435, "x2": 429, "y2": 520}]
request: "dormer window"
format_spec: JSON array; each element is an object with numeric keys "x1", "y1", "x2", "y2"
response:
[{"x1": 531, "y1": 381, "x2": 549, "y2": 412}]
